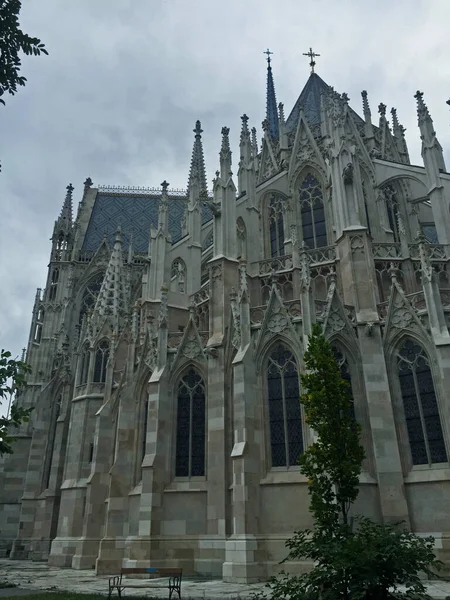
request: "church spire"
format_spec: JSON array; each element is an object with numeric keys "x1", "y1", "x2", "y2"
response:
[
  {"x1": 58, "y1": 184, "x2": 73, "y2": 226},
  {"x1": 264, "y1": 49, "x2": 279, "y2": 140},
  {"x1": 186, "y1": 120, "x2": 208, "y2": 198},
  {"x1": 93, "y1": 227, "x2": 127, "y2": 325}
]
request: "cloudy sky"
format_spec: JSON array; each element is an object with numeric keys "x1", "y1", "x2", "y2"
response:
[{"x1": 1, "y1": 0, "x2": 450, "y2": 373}]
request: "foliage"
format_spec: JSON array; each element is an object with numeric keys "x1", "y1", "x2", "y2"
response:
[
  {"x1": 0, "y1": 348, "x2": 32, "y2": 455},
  {"x1": 254, "y1": 324, "x2": 443, "y2": 600},
  {"x1": 299, "y1": 323, "x2": 365, "y2": 529},
  {"x1": 0, "y1": 0, "x2": 48, "y2": 106}
]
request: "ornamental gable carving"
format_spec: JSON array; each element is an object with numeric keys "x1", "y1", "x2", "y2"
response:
[
  {"x1": 170, "y1": 314, "x2": 206, "y2": 374},
  {"x1": 322, "y1": 281, "x2": 356, "y2": 341},
  {"x1": 288, "y1": 112, "x2": 326, "y2": 184},
  {"x1": 257, "y1": 136, "x2": 279, "y2": 184},
  {"x1": 384, "y1": 278, "x2": 429, "y2": 343},
  {"x1": 254, "y1": 282, "x2": 299, "y2": 358}
]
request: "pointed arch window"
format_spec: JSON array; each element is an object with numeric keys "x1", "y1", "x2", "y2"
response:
[
  {"x1": 397, "y1": 339, "x2": 447, "y2": 466},
  {"x1": 299, "y1": 173, "x2": 327, "y2": 248},
  {"x1": 175, "y1": 369, "x2": 206, "y2": 477},
  {"x1": 93, "y1": 340, "x2": 109, "y2": 383},
  {"x1": 268, "y1": 195, "x2": 285, "y2": 258},
  {"x1": 170, "y1": 258, "x2": 186, "y2": 293},
  {"x1": 79, "y1": 344, "x2": 90, "y2": 385},
  {"x1": 49, "y1": 269, "x2": 59, "y2": 301},
  {"x1": 34, "y1": 306, "x2": 44, "y2": 343},
  {"x1": 236, "y1": 217, "x2": 247, "y2": 260},
  {"x1": 267, "y1": 345, "x2": 303, "y2": 467},
  {"x1": 79, "y1": 272, "x2": 104, "y2": 324}
]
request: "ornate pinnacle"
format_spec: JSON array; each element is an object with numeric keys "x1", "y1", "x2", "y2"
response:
[
  {"x1": 83, "y1": 177, "x2": 93, "y2": 188},
  {"x1": 240, "y1": 114, "x2": 250, "y2": 143},
  {"x1": 391, "y1": 107, "x2": 400, "y2": 130},
  {"x1": 220, "y1": 126, "x2": 232, "y2": 172},
  {"x1": 278, "y1": 102, "x2": 285, "y2": 126},
  {"x1": 361, "y1": 90, "x2": 371, "y2": 117},
  {"x1": 378, "y1": 103, "x2": 387, "y2": 117},
  {"x1": 251, "y1": 127, "x2": 258, "y2": 156},
  {"x1": 341, "y1": 92, "x2": 349, "y2": 103},
  {"x1": 161, "y1": 180, "x2": 169, "y2": 192},
  {"x1": 187, "y1": 119, "x2": 208, "y2": 198},
  {"x1": 262, "y1": 118, "x2": 270, "y2": 133},
  {"x1": 114, "y1": 225, "x2": 122, "y2": 244},
  {"x1": 66, "y1": 183, "x2": 74, "y2": 195},
  {"x1": 414, "y1": 90, "x2": 429, "y2": 119}
]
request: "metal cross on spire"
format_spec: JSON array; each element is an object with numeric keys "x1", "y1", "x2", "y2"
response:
[
  {"x1": 303, "y1": 47, "x2": 320, "y2": 73},
  {"x1": 263, "y1": 48, "x2": 273, "y2": 65}
]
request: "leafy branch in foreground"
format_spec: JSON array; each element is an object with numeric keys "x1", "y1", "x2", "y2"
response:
[{"x1": 0, "y1": 348, "x2": 32, "y2": 455}]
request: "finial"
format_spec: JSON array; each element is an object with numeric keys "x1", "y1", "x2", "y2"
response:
[
  {"x1": 341, "y1": 92, "x2": 349, "y2": 103},
  {"x1": 378, "y1": 103, "x2": 387, "y2": 117},
  {"x1": 161, "y1": 180, "x2": 170, "y2": 191},
  {"x1": 66, "y1": 183, "x2": 74, "y2": 195},
  {"x1": 414, "y1": 90, "x2": 429, "y2": 119},
  {"x1": 389, "y1": 262, "x2": 399, "y2": 283},
  {"x1": 194, "y1": 120, "x2": 203, "y2": 137},
  {"x1": 263, "y1": 48, "x2": 273, "y2": 66},
  {"x1": 361, "y1": 90, "x2": 371, "y2": 114},
  {"x1": 303, "y1": 47, "x2": 320, "y2": 73},
  {"x1": 220, "y1": 126, "x2": 231, "y2": 160},
  {"x1": 240, "y1": 114, "x2": 250, "y2": 142},
  {"x1": 83, "y1": 177, "x2": 93, "y2": 188},
  {"x1": 391, "y1": 107, "x2": 399, "y2": 129},
  {"x1": 189, "y1": 301, "x2": 196, "y2": 320},
  {"x1": 115, "y1": 225, "x2": 122, "y2": 243}
]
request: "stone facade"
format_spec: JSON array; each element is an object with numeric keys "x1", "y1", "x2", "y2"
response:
[{"x1": 2, "y1": 64, "x2": 450, "y2": 583}]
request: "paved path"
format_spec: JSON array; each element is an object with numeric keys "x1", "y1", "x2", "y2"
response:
[{"x1": 1, "y1": 559, "x2": 450, "y2": 599}]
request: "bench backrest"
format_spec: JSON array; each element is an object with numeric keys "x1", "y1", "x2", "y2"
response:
[{"x1": 120, "y1": 567, "x2": 182, "y2": 577}]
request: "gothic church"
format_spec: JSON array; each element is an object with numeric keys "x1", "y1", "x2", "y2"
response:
[{"x1": 2, "y1": 53, "x2": 450, "y2": 583}]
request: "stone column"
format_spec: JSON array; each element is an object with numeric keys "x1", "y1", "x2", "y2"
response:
[{"x1": 338, "y1": 227, "x2": 410, "y2": 524}]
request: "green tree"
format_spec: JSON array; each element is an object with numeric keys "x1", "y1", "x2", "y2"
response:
[
  {"x1": 0, "y1": 0, "x2": 48, "y2": 106},
  {"x1": 256, "y1": 324, "x2": 443, "y2": 600},
  {"x1": 0, "y1": 349, "x2": 32, "y2": 455}
]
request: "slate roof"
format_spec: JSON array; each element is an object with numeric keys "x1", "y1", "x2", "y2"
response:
[
  {"x1": 82, "y1": 192, "x2": 212, "y2": 253},
  {"x1": 285, "y1": 72, "x2": 366, "y2": 134}
]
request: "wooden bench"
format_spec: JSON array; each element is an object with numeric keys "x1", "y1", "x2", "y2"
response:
[{"x1": 108, "y1": 567, "x2": 183, "y2": 599}]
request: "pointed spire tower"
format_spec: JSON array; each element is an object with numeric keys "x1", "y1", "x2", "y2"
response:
[
  {"x1": 52, "y1": 184, "x2": 74, "y2": 261},
  {"x1": 264, "y1": 49, "x2": 279, "y2": 141},
  {"x1": 187, "y1": 120, "x2": 208, "y2": 199},
  {"x1": 92, "y1": 226, "x2": 127, "y2": 332}
]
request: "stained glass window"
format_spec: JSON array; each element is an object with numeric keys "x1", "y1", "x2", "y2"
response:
[
  {"x1": 299, "y1": 174, "x2": 327, "y2": 248},
  {"x1": 268, "y1": 195, "x2": 285, "y2": 258},
  {"x1": 49, "y1": 268, "x2": 59, "y2": 301},
  {"x1": 79, "y1": 272, "x2": 104, "y2": 324},
  {"x1": 397, "y1": 339, "x2": 447, "y2": 466},
  {"x1": 267, "y1": 345, "x2": 303, "y2": 467},
  {"x1": 175, "y1": 369, "x2": 206, "y2": 477},
  {"x1": 93, "y1": 340, "x2": 109, "y2": 383},
  {"x1": 422, "y1": 224, "x2": 438, "y2": 244}
]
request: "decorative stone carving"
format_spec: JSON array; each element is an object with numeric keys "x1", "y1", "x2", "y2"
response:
[
  {"x1": 211, "y1": 264, "x2": 222, "y2": 281},
  {"x1": 342, "y1": 162, "x2": 354, "y2": 184},
  {"x1": 350, "y1": 235, "x2": 364, "y2": 253},
  {"x1": 182, "y1": 334, "x2": 203, "y2": 359}
]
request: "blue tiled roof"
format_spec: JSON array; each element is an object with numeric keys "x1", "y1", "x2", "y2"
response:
[
  {"x1": 82, "y1": 193, "x2": 212, "y2": 253},
  {"x1": 285, "y1": 72, "x2": 366, "y2": 134}
]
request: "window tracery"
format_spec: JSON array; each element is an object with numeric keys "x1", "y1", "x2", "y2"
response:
[
  {"x1": 268, "y1": 195, "x2": 285, "y2": 258},
  {"x1": 332, "y1": 345, "x2": 356, "y2": 420},
  {"x1": 49, "y1": 269, "x2": 59, "y2": 301},
  {"x1": 397, "y1": 339, "x2": 447, "y2": 465},
  {"x1": 79, "y1": 273, "x2": 104, "y2": 324},
  {"x1": 34, "y1": 306, "x2": 44, "y2": 343},
  {"x1": 299, "y1": 173, "x2": 327, "y2": 248},
  {"x1": 93, "y1": 340, "x2": 109, "y2": 383},
  {"x1": 175, "y1": 369, "x2": 206, "y2": 477},
  {"x1": 267, "y1": 345, "x2": 303, "y2": 467},
  {"x1": 384, "y1": 185, "x2": 401, "y2": 242}
]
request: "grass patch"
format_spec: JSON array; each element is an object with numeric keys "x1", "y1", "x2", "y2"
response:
[{"x1": 0, "y1": 594, "x2": 162, "y2": 600}]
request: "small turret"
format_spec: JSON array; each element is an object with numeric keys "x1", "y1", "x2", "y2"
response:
[
  {"x1": 187, "y1": 120, "x2": 208, "y2": 199},
  {"x1": 51, "y1": 184, "x2": 74, "y2": 261}
]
